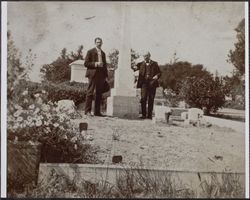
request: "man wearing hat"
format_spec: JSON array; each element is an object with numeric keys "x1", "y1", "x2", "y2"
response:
[
  {"x1": 132, "y1": 52, "x2": 161, "y2": 119},
  {"x1": 84, "y1": 37, "x2": 108, "y2": 117}
]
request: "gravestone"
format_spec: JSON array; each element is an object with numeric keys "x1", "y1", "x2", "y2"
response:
[
  {"x1": 188, "y1": 108, "x2": 204, "y2": 122},
  {"x1": 106, "y1": 5, "x2": 139, "y2": 118},
  {"x1": 69, "y1": 60, "x2": 88, "y2": 83},
  {"x1": 154, "y1": 105, "x2": 171, "y2": 119},
  {"x1": 181, "y1": 112, "x2": 188, "y2": 120},
  {"x1": 153, "y1": 105, "x2": 171, "y2": 123}
]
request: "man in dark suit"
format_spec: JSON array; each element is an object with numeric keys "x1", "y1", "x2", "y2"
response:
[
  {"x1": 84, "y1": 37, "x2": 108, "y2": 116},
  {"x1": 132, "y1": 52, "x2": 161, "y2": 119}
]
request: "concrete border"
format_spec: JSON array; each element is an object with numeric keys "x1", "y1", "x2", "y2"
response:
[{"x1": 38, "y1": 163, "x2": 245, "y2": 196}]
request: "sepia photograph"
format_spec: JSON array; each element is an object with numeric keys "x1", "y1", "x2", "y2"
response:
[{"x1": 1, "y1": 1, "x2": 248, "y2": 198}]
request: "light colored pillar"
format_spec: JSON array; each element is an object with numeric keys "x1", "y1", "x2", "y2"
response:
[{"x1": 106, "y1": 5, "x2": 139, "y2": 118}]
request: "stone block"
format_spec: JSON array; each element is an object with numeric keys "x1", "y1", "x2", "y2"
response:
[
  {"x1": 79, "y1": 122, "x2": 88, "y2": 132},
  {"x1": 112, "y1": 155, "x2": 123, "y2": 164},
  {"x1": 106, "y1": 96, "x2": 139, "y2": 118},
  {"x1": 154, "y1": 105, "x2": 171, "y2": 120},
  {"x1": 181, "y1": 112, "x2": 188, "y2": 120},
  {"x1": 188, "y1": 108, "x2": 204, "y2": 122}
]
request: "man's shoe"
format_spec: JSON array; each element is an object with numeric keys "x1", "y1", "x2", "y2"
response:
[
  {"x1": 139, "y1": 115, "x2": 146, "y2": 119},
  {"x1": 94, "y1": 113, "x2": 106, "y2": 117},
  {"x1": 85, "y1": 112, "x2": 93, "y2": 117},
  {"x1": 147, "y1": 116, "x2": 152, "y2": 120}
]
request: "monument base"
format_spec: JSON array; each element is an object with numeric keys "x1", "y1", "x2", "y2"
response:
[{"x1": 106, "y1": 96, "x2": 140, "y2": 119}]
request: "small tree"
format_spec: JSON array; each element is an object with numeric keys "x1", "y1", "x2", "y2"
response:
[
  {"x1": 131, "y1": 49, "x2": 140, "y2": 70},
  {"x1": 180, "y1": 74, "x2": 227, "y2": 115},
  {"x1": 227, "y1": 18, "x2": 245, "y2": 76},
  {"x1": 160, "y1": 61, "x2": 211, "y2": 94},
  {"x1": 40, "y1": 45, "x2": 84, "y2": 83},
  {"x1": 108, "y1": 49, "x2": 119, "y2": 70},
  {"x1": 7, "y1": 31, "x2": 25, "y2": 94}
]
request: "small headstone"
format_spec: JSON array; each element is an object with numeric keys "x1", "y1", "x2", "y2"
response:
[
  {"x1": 184, "y1": 119, "x2": 190, "y2": 125},
  {"x1": 79, "y1": 122, "x2": 88, "y2": 132},
  {"x1": 112, "y1": 155, "x2": 122, "y2": 163},
  {"x1": 188, "y1": 108, "x2": 204, "y2": 122},
  {"x1": 154, "y1": 105, "x2": 171, "y2": 120},
  {"x1": 181, "y1": 112, "x2": 188, "y2": 120}
]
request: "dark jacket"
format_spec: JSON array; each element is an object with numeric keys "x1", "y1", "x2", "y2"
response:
[
  {"x1": 135, "y1": 60, "x2": 161, "y2": 88},
  {"x1": 84, "y1": 48, "x2": 108, "y2": 78}
]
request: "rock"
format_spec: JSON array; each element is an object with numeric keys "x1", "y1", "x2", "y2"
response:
[
  {"x1": 57, "y1": 100, "x2": 79, "y2": 118},
  {"x1": 57, "y1": 100, "x2": 75, "y2": 111},
  {"x1": 206, "y1": 123, "x2": 212, "y2": 127},
  {"x1": 140, "y1": 145, "x2": 149, "y2": 150},
  {"x1": 214, "y1": 155, "x2": 223, "y2": 161}
]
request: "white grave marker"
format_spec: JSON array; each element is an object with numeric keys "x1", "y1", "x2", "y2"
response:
[{"x1": 188, "y1": 108, "x2": 204, "y2": 122}]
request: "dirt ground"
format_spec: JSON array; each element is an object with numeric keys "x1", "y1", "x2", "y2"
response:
[{"x1": 72, "y1": 115, "x2": 245, "y2": 173}]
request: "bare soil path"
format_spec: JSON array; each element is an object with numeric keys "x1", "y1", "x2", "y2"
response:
[{"x1": 72, "y1": 115, "x2": 245, "y2": 173}]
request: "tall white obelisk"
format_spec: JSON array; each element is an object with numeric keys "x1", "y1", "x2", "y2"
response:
[{"x1": 106, "y1": 5, "x2": 139, "y2": 118}]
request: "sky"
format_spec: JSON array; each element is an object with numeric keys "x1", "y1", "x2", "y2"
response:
[{"x1": 7, "y1": 1, "x2": 245, "y2": 81}]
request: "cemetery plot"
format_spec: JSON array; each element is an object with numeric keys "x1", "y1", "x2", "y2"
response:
[{"x1": 72, "y1": 116, "x2": 245, "y2": 173}]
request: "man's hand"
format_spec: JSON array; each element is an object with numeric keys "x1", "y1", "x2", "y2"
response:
[
  {"x1": 152, "y1": 75, "x2": 158, "y2": 80},
  {"x1": 95, "y1": 62, "x2": 103, "y2": 67},
  {"x1": 132, "y1": 65, "x2": 138, "y2": 71}
]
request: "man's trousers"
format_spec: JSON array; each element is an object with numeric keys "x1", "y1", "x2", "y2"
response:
[
  {"x1": 84, "y1": 74, "x2": 105, "y2": 115},
  {"x1": 140, "y1": 83, "x2": 156, "y2": 118}
]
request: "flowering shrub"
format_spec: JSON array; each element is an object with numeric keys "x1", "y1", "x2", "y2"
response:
[{"x1": 7, "y1": 88, "x2": 97, "y2": 163}]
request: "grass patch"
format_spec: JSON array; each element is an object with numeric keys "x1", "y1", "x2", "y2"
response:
[{"x1": 11, "y1": 167, "x2": 244, "y2": 198}]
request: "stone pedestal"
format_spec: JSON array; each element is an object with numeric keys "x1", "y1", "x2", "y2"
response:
[
  {"x1": 107, "y1": 96, "x2": 139, "y2": 118},
  {"x1": 69, "y1": 60, "x2": 88, "y2": 83},
  {"x1": 106, "y1": 5, "x2": 139, "y2": 118}
]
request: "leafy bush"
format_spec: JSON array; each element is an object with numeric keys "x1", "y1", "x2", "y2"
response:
[
  {"x1": 42, "y1": 81, "x2": 87, "y2": 105},
  {"x1": 224, "y1": 100, "x2": 245, "y2": 110},
  {"x1": 180, "y1": 75, "x2": 227, "y2": 115},
  {"x1": 159, "y1": 61, "x2": 211, "y2": 93},
  {"x1": 40, "y1": 46, "x2": 84, "y2": 83},
  {"x1": 12, "y1": 80, "x2": 87, "y2": 106}
]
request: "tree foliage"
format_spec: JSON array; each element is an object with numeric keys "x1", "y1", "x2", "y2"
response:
[
  {"x1": 108, "y1": 49, "x2": 119, "y2": 70},
  {"x1": 227, "y1": 18, "x2": 245, "y2": 75},
  {"x1": 131, "y1": 49, "x2": 140, "y2": 70},
  {"x1": 180, "y1": 74, "x2": 227, "y2": 114},
  {"x1": 7, "y1": 31, "x2": 25, "y2": 93},
  {"x1": 7, "y1": 31, "x2": 36, "y2": 99},
  {"x1": 40, "y1": 45, "x2": 84, "y2": 83},
  {"x1": 159, "y1": 61, "x2": 211, "y2": 94}
]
